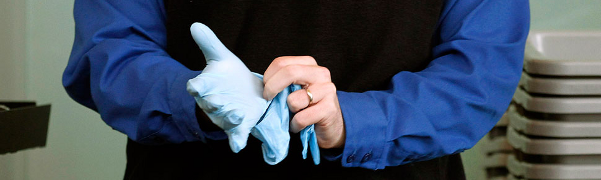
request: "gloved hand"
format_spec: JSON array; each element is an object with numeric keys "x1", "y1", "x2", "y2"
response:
[
  {"x1": 186, "y1": 23, "x2": 268, "y2": 153},
  {"x1": 187, "y1": 23, "x2": 320, "y2": 165}
]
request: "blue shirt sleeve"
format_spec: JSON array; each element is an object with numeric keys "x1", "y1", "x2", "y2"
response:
[
  {"x1": 336, "y1": 0, "x2": 530, "y2": 169},
  {"x1": 63, "y1": 0, "x2": 222, "y2": 144}
]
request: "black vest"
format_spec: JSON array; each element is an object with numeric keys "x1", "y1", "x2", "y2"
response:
[{"x1": 124, "y1": 1, "x2": 466, "y2": 179}]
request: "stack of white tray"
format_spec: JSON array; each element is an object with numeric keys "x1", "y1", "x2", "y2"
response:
[
  {"x1": 481, "y1": 113, "x2": 512, "y2": 180},
  {"x1": 506, "y1": 31, "x2": 601, "y2": 180}
]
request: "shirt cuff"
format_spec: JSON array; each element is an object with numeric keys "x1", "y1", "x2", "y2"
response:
[
  {"x1": 321, "y1": 148, "x2": 343, "y2": 161},
  {"x1": 168, "y1": 70, "x2": 207, "y2": 142},
  {"x1": 337, "y1": 91, "x2": 390, "y2": 170}
]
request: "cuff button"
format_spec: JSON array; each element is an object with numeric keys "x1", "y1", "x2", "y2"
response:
[
  {"x1": 346, "y1": 154, "x2": 356, "y2": 163},
  {"x1": 361, "y1": 152, "x2": 372, "y2": 163}
]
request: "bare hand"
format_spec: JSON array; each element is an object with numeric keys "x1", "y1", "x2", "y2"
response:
[{"x1": 263, "y1": 56, "x2": 345, "y2": 149}]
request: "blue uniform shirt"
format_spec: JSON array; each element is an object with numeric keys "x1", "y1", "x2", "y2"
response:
[{"x1": 64, "y1": 0, "x2": 529, "y2": 170}]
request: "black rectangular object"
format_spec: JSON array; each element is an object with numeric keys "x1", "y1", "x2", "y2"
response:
[{"x1": 0, "y1": 101, "x2": 51, "y2": 154}]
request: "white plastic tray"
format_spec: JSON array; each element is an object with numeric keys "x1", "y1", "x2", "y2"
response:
[
  {"x1": 484, "y1": 153, "x2": 510, "y2": 169},
  {"x1": 506, "y1": 175, "x2": 601, "y2": 180},
  {"x1": 508, "y1": 105, "x2": 601, "y2": 137},
  {"x1": 482, "y1": 137, "x2": 512, "y2": 155},
  {"x1": 488, "y1": 168, "x2": 510, "y2": 180},
  {"x1": 520, "y1": 72, "x2": 601, "y2": 95},
  {"x1": 524, "y1": 31, "x2": 601, "y2": 76},
  {"x1": 490, "y1": 176, "x2": 508, "y2": 180},
  {"x1": 508, "y1": 127, "x2": 601, "y2": 155},
  {"x1": 488, "y1": 126, "x2": 508, "y2": 140},
  {"x1": 508, "y1": 155, "x2": 601, "y2": 179},
  {"x1": 513, "y1": 88, "x2": 601, "y2": 114},
  {"x1": 488, "y1": 112, "x2": 509, "y2": 139}
]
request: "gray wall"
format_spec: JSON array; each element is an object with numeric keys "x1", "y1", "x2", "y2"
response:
[
  {"x1": 1, "y1": 0, "x2": 125, "y2": 180},
  {"x1": 0, "y1": 0, "x2": 28, "y2": 179},
  {"x1": 1, "y1": 0, "x2": 600, "y2": 180},
  {"x1": 0, "y1": 0, "x2": 27, "y2": 100}
]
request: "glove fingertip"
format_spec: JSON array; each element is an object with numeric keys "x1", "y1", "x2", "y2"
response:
[
  {"x1": 190, "y1": 22, "x2": 236, "y2": 62},
  {"x1": 261, "y1": 143, "x2": 287, "y2": 165},
  {"x1": 226, "y1": 129, "x2": 251, "y2": 153},
  {"x1": 229, "y1": 139, "x2": 245, "y2": 153},
  {"x1": 187, "y1": 74, "x2": 214, "y2": 96}
]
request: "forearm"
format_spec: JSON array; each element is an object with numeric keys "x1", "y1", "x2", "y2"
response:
[
  {"x1": 337, "y1": 0, "x2": 530, "y2": 169},
  {"x1": 64, "y1": 0, "x2": 222, "y2": 144}
]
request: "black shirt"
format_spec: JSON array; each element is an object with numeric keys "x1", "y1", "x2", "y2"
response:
[{"x1": 124, "y1": 1, "x2": 466, "y2": 179}]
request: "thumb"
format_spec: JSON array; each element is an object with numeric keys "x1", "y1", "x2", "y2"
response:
[{"x1": 190, "y1": 23, "x2": 236, "y2": 62}]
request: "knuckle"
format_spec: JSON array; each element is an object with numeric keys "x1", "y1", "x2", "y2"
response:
[
  {"x1": 303, "y1": 56, "x2": 317, "y2": 64},
  {"x1": 325, "y1": 82, "x2": 337, "y2": 93},
  {"x1": 273, "y1": 56, "x2": 289, "y2": 68},
  {"x1": 318, "y1": 67, "x2": 331, "y2": 80}
]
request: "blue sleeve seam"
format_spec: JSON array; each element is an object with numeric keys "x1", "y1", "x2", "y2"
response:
[{"x1": 137, "y1": 117, "x2": 172, "y2": 142}]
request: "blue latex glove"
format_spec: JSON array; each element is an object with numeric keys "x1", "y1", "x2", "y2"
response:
[
  {"x1": 186, "y1": 23, "x2": 319, "y2": 165},
  {"x1": 249, "y1": 80, "x2": 291, "y2": 165},
  {"x1": 301, "y1": 125, "x2": 320, "y2": 165},
  {"x1": 186, "y1": 23, "x2": 268, "y2": 153},
  {"x1": 251, "y1": 84, "x2": 320, "y2": 165},
  {"x1": 289, "y1": 85, "x2": 321, "y2": 165}
]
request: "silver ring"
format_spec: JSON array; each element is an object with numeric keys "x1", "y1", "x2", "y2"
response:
[{"x1": 305, "y1": 88, "x2": 314, "y2": 105}]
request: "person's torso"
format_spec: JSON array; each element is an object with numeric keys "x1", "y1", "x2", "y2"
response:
[
  {"x1": 165, "y1": 0, "x2": 443, "y2": 92},
  {"x1": 124, "y1": 1, "x2": 466, "y2": 179}
]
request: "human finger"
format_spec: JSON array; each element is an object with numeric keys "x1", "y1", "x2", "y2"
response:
[
  {"x1": 289, "y1": 100, "x2": 331, "y2": 133},
  {"x1": 263, "y1": 65, "x2": 331, "y2": 100},
  {"x1": 287, "y1": 82, "x2": 336, "y2": 113},
  {"x1": 263, "y1": 56, "x2": 317, "y2": 84}
]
